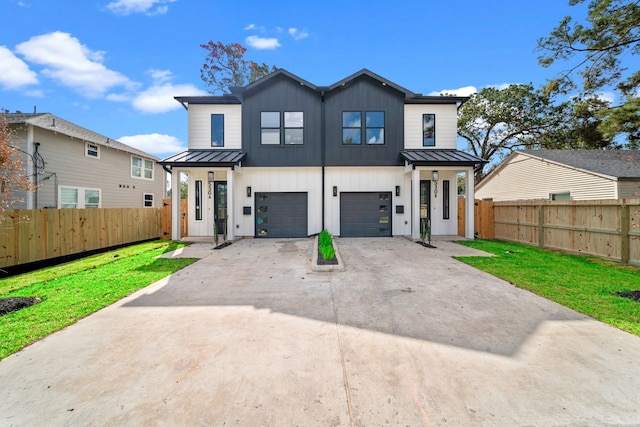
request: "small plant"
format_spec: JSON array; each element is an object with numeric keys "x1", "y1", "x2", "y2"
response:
[{"x1": 318, "y1": 230, "x2": 335, "y2": 261}]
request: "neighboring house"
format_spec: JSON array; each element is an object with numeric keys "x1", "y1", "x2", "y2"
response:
[
  {"x1": 6, "y1": 112, "x2": 164, "y2": 210},
  {"x1": 160, "y1": 69, "x2": 485, "y2": 241},
  {"x1": 475, "y1": 149, "x2": 640, "y2": 201}
]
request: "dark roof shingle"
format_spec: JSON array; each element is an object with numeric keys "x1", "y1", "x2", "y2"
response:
[{"x1": 520, "y1": 150, "x2": 640, "y2": 179}]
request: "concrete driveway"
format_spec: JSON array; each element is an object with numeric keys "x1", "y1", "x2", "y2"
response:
[{"x1": 1, "y1": 237, "x2": 640, "y2": 426}]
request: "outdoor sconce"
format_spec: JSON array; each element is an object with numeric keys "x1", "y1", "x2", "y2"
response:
[
  {"x1": 395, "y1": 186, "x2": 400, "y2": 197},
  {"x1": 432, "y1": 170, "x2": 439, "y2": 198},
  {"x1": 208, "y1": 171, "x2": 214, "y2": 198},
  {"x1": 333, "y1": 186, "x2": 338, "y2": 197},
  {"x1": 247, "y1": 186, "x2": 252, "y2": 197}
]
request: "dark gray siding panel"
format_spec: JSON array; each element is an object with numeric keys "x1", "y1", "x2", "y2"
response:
[
  {"x1": 325, "y1": 76, "x2": 405, "y2": 166},
  {"x1": 242, "y1": 74, "x2": 322, "y2": 166}
]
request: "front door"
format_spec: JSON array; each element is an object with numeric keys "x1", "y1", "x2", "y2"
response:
[
  {"x1": 420, "y1": 180, "x2": 431, "y2": 238},
  {"x1": 214, "y1": 181, "x2": 227, "y2": 238}
]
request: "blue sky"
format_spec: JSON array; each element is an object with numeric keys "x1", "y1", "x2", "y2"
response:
[{"x1": 1, "y1": 0, "x2": 589, "y2": 158}]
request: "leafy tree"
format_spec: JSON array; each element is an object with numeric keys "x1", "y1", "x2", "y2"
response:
[
  {"x1": 537, "y1": 0, "x2": 640, "y2": 144},
  {"x1": 0, "y1": 113, "x2": 35, "y2": 221},
  {"x1": 200, "y1": 41, "x2": 276, "y2": 94},
  {"x1": 457, "y1": 84, "x2": 567, "y2": 182}
]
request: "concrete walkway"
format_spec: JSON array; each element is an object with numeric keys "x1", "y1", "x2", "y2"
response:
[{"x1": 1, "y1": 237, "x2": 640, "y2": 426}]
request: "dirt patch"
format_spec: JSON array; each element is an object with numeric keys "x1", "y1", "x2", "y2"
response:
[
  {"x1": 616, "y1": 290, "x2": 640, "y2": 302},
  {"x1": 0, "y1": 297, "x2": 40, "y2": 316},
  {"x1": 316, "y1": 249, "x2": 338, "y2": 265}
]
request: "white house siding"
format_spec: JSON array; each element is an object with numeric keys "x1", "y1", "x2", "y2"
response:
[
  {"x1": 618, "y1": 181, "x2": 640, "y2": 199},
  {"x1": 403, "y1": 104, "x2": 458, "y2": 149},
  {"x1": 324, "y1": 167, "x2": 412, "y2": 237},
  {"x1": 234, "y1": 167, "x2": 323, "y2": 237},
  {"x1": 188, "y1": 104, "x2": 242, "y2": 150},
  {"x1": 31, "y1": 127, "x2": 163, "y2": 209},
  {"x1": 475, "y1": 153, "x2": 617, "y2": 201}
]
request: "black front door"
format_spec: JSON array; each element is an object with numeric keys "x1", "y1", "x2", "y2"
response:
[{"x1": 214, "y1": 181, "x2": 227, "y2": 236}]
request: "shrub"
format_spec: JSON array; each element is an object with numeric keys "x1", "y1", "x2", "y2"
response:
[
  {"x1": 318, "y1": 229, "x2": 335, "y2": 260},
  {"x1": 319, "y1": 229, "x2": 332, "y2": 247}
]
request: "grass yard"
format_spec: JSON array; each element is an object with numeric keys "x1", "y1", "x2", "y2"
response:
[
  {"x1": 0, "y1": 240, "x2": 197, "y2": 360},
  {"x1": 456, "y1": 240, "x2": 640, "y2": 337}
]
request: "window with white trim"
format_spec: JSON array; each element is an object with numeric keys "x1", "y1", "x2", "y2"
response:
[
  {"x1": 85, "y1": 142, "x2": 100, "y2": 158},
  {"x1": 143, "y1": 193, "x2": 154, "y2": 208},
  {"x1": 132, "y1": 156, "x2": 154, "y2": 180},
  {"x1": 423, "y1": 114, "x2": 436, "y2": 146},
  {"x1": 59, "y1": 186, "x2": 101, "y2": 208}
]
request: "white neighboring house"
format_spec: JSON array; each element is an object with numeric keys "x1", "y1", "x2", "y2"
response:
[
  {"x1": 161, "y1": 69, "x2": 485, "y2": 241},
  {"x1": 475, "y1": 150, "x2": 640, "y2": 201},
  {"x1": 6, "y1": 112, "x2": 164, "y2": 210}
]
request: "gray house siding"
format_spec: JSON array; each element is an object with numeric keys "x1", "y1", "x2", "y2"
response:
[
  {"x1": 242, "y1": 74, "x2": 322, "y2": 167},
  {"x1": 324, "y1": 76, "x2": 405, "y2": 166}
]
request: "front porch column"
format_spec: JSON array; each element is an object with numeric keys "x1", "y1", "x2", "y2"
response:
[
  {"x1": 226, "y1": 168, "x2": 235, "y2": 240},
  {"x1": 465, "y1": 169, "x2": 475, "y2": 239},
  {"x1": 171, "y1": 169, "x2": 180, "y2": 240},
  {"x1": 411, "y1": 168, "x2": 420, "y2": 240}
]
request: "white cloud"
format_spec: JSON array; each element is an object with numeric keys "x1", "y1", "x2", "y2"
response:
[
  {"x1": 15, "y1": 32, "x2": 135, "y2": 98},
  {"x1": 245, "y1": 35, "x2": 281, "y2": 50},
  {"x1": 428, "y1": 86, "x2": 478, "y2": 97},
  {"x1": 488, "y1": 83, "x2": 514, "y2": 90},
  {"x1": 594, "y1": 91, "x2": 616, "y2": 104},
  {"x1": 0, "y1": 46, "x2": 38, "y2": 89},
  {"x1": 288, "y1": 27, "x2": 309, "y2": 40},
  {"x1": 106, "y1": 0, "x2": 176, "y2": 15},
  {"x1": 244, "y1": 23, "x2": 256, "y2": 30},
  {"x1": 18, "y1": 1, "x2": 30, "y2": 7},
  {"x1": 118, "y1": 133, "x2": 186, "y2": 157},
  {"x1": 132, "y1": 79, "x2": 206, "y2": 113}
]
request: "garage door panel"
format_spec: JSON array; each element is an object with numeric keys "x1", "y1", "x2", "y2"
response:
[
  {"x1": 340, "y1": 192, "x2": 392, "y2": 237},
  {"x1": 255, "y1": 192, "x2": 307, "y2": 238}
]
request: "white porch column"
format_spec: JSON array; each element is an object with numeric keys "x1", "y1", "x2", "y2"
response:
[
  {"x1": 226, "y1": 168, "x2": 235, "y2": 240},
  {"x1": 171, "y1": 169, "x2": 180, "y2": 240},
  {"x1": 411, "y1": 168, "x2": 420, "y2": 240},
  {"x1": 465, "y1": 169, "x2": 475, "y2": 239}
]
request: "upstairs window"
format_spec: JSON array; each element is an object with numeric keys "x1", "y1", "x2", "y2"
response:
[
  {"x1": 261, "y1": 112, "x2": 280, "y2": 145},
  {"x1": 211, "y1": 114, "x2": 224, "y2": 147},
  {"x1": 132, "y1": 156, "x2": 154, "y2": 180},
  {"x1": 342, "y1": 111, "x2": 385, "y2": 145},
  {"x1": 423, "y1": 114, "x2": 436, "y2": 146},
  {"x1": 86, "y1": 142, "x2": 99, "y2": 158},
  {"x1": 261, "y1": 112, "x2": 304, "y2": 145},
  {"x1": 284, "y1": 112, "x2": 304, "y2": 145}
]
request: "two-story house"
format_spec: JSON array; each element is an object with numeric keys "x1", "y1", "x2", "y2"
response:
[
  {"x1": 160, "y1": 69, "x2": 484, "y2": 241},
  {"x1": 7, "y1": 112, "x2": 164, "y2": 210}
]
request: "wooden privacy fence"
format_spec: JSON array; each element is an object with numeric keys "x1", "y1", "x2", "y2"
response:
[
  {"x1": 0, "y1": 207, "x2": 162, "y2": 269},
  {"x1": 475, "y1": 199, "x2": 640, "y2": 265}
]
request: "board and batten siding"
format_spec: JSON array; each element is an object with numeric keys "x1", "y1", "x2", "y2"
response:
[
  {"x1": 404, "y1": 104, "x2": 458, "y2": 150},
  {"x1": 188, "y1": 104, "x2": 242, "y2": 150},
  {"x1": 475, "y1": 153, "x2": 617, "y2": 201},
  {"x1": 31, "y1": 128, "x2": 163, "y2": 209}
]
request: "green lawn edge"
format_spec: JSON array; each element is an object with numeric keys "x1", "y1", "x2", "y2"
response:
[
  {"x1": 455, "y1": 240, "x2": 640, "y2": 337},
  {"x1": 0, "y1": 240, "x2": 198, "y2": 360}
]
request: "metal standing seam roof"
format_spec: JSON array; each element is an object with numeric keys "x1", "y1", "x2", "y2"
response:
[
  {"x1": 159, "y1": 150, "x2": 247, "y2": 167},
  {"x1": 400, "y1": 149, "x2": 485, "y2": 166}
]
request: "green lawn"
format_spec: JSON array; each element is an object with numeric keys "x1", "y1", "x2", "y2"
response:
[
  {"x1": 456, "y1": 240, "x2": 640, "y2": 336},
  {"x1": 0, "y1": 240, "x2": 197, "y2": 360}
]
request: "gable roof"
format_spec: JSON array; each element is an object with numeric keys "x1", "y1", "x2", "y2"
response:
[
  {"x1": 6, "y1": 113, "x2": 159, "y2": 160},
  {"x1": 326, "y1": 68, "x2": 415, "y2": 97},
  {"x1": 519, "y1": 149, "x2": 640, "y2": 179}
]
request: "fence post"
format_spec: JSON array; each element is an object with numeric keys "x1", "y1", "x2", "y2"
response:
[
  {"x1": 538, "y1": 204, "x2": 545, "y2": 248},
  {"x1": 621, "y1": 203, "x2": 630, "y2": 264}
]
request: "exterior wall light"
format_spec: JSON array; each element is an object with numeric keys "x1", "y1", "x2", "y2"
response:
[
  {"x1": 333, "y1": 186, "x2": 338, "y2": 197},
  {"x1": 247, "y1": 186, "x2": 252, "y2": 197},
  {"x1": 395, "y1": 185, "x2": 400, "y2": 197}
]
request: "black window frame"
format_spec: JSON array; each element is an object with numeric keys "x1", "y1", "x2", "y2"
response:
[
  {"x1": 442, "y1": 179, "x2": 450, "y2": 220},
  {"x1": 211, "y1": 114, "x2": 224, "y2": 147},
  {"x1": 261, "y1": 111, "x2": 304, "y2": 145},
  {"x1": 284, "y1": 111, "x2": 304, "y2": 145},
  {"x1": 342, "y1": 111, "x2": 385, "y2": 145},
  {"x1": 423, "y1": 114, "x2": 436, "y2": 147},
  {"x1": 195, "y1": 180, "x2": 203, "y2": 221}
]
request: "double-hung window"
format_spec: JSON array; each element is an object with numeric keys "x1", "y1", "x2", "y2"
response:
[
  {"x1": 143, "y1": 193, "x2": 154, "y2": 208},
  {"x1": 261, "y1": 112, "x2": 304, "y2": 145},
  {"x1": 342, "y1": 111, "x2": 385, "y2": 145},
  {"x1": 59, "y1": 186, "x2": 101, "y2": 209},
  {"x1": 211, "y1": 114, "x2": 224, "y2": 147},
  {"x1": 132, "y1": 156, "x2": 154, "y2": 180},
  {"x1": 423, "y1": 114, "x2": 436, "y2": 146},
  {"x1": 85, "y1": 142, "x2": 99, "y2": 158}
]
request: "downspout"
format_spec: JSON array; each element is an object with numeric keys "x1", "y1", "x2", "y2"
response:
[
  {"x1": 33, "y1": 142, "x2": 40, "y2": 209},
  {"x1": 320, "y1": 90, "x2": 326, "y2": 231}
]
